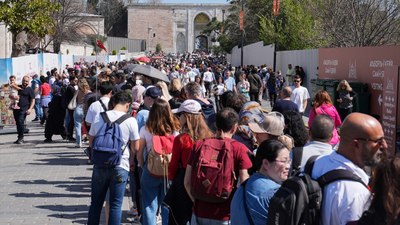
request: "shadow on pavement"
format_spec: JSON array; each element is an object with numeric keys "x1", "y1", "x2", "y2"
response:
[{"x1": 37, "y1": 205, "x2": 88, "y2": 224}]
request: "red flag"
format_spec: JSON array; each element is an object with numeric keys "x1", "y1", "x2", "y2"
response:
[
  {"x1": 239, "y1": 10, "x2": 244, "y2": 31},
  {"x1": 96, "y1": 39, "x2": 107, "y2": 52},
  {"x1": 273, "y1": 0, "x2": 280, "y2": 17}
]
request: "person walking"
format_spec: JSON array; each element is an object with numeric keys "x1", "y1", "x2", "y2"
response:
[
  {"x1": 73, "y1": 78, "x2": 92, "y2": 148},
  {"x1": 290, "y1": 75, "x2": 310, "y2": 115},
  {"x1": 12, "y1": 75, "x2": 35, "y2": 144}
]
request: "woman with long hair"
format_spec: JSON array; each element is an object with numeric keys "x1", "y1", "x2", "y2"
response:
[
  {"x1": 165, "y1": 99, "x2": 214, "y2": 225},
  {"x1": 237, "y1": 72, "x2": 250, "y2": 101},
  {"x1": 283, "y1": 111, "x2": 309, "y2": 147},
  {"x1": 336, "y1": 80, "x2": 355, "y2": 121},
  {"x1": 73, "y1": 78, "x2": 91, "y2": 147},
  {"x1": 308, "y1": 90, "x2": 341, "y2": 146},
  {"x1": 138, "y1": 98, "x2": 180, "y2": 225},
  {"x1": 357, "y1": 156, "x2": 400, "y2": 225}
]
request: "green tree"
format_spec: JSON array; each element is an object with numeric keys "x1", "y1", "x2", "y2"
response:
[
  {"x1": 0, "y1": 0, "x2": 60, "y2": 56},
  {"x1": 224, "y1": 0, "x2": 320, "y2": 52},
  {"x1": 155, "y1": 43, "x2": 162, "y2": 53},
  {"x1": 258, "y1": 0, "x2": 320, "y2": 50}
]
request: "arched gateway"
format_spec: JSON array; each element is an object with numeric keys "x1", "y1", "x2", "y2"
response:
[{"x1": 127, "y1": 3, "x2": 228, "y2": 53}]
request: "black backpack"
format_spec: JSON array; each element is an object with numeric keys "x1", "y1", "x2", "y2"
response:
[{"x1": 267, "y1": 155, "x2": 368, "y2": 225}]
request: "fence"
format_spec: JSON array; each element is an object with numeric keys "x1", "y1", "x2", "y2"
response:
[{"x1": 0, "y1": 53, "x2": 134, "y2": 84}]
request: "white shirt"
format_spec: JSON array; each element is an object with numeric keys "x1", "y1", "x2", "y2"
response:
[
  {"x1": 290, "y1": 86, "x2": 310, "y2": 113},
  {"x1": 85, "y1": 96, "x2": 110, "y2": 125},
  {"x1": 299, "y1": 141, "x2": 333, "y2": 171},
  {"x1": 203, "y1": 71, "x2": 214, "y2": 82},
  {"x1": 311, "y1": 152, "x2": 371, "y2": 225},
  {"x1": 89, "y1": 110, "x2": 140, "y2": 171}
]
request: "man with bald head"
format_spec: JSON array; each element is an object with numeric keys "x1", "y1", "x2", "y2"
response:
[
  {"x1": 311, "y1": 112, "x2": 387, "y2": 225},
  {"x1": 13, "y1": 75, "x2": 35, "y2": 144}
]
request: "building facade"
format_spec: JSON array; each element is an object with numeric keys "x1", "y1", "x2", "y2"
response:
[{"x1": 127, "y1": 3, "x2": 229, "y2": 53}]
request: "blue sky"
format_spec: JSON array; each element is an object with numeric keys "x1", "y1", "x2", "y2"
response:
[{"x1": 146, "y1": 0, "x2": 228, "y2": 3}]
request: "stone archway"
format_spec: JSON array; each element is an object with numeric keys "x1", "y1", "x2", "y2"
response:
[
  {"x1": 193, "y1": 13, "x2": 211, "y2": 52},
  {"x1": 176, "y1": 32, "x2": 186, "y2": 54},
  {"x1": 195, "y1": 35, "x2": 208, "y2": 52}
]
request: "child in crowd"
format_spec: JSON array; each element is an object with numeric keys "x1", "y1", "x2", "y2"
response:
[{"x1": 8, "y1": 75, "x2": 21, "y2": 109}]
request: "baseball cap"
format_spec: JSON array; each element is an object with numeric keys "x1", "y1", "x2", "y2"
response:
[
  {"x1": 144, "y1": 86, "x2": 161, "y2": 99},
  {"x1": 172, "y1": 99, "x2": 201, "y2": 114},
  {"x1": 248, "y1": 111, "x2": 285, "y2": 136}
]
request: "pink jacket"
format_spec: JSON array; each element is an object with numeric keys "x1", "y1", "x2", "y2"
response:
[{"x1": 308, "y1": 103, "x2": 342, "y2": 145}]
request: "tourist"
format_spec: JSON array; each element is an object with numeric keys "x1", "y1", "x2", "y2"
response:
[
  {"x1": 336, "y1": 80, "x2": 355, "y2": 121},
  {"x1": 308, "y1": 90, "x2": 341, "y2": 146},
  {"x1": 231, "y1": 139, "x2": 290, "y2": 225},
  {"x1": 290, "y1": 75, "x2": 310, "y2": 115},
  {"x1": 137, "y1": 98, "x2": 180, "y2": 225}
]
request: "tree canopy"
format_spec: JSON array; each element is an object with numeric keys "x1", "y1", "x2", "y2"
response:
[{"x1": 0, "y1": 0, "x2": 60, "y2": 56}]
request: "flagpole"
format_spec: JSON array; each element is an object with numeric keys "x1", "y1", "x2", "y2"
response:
[{"x1": 95, "y1": 18, "x2": 100, "y2": 100}]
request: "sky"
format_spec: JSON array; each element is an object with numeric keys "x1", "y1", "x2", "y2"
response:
[{"x1": 143, "y1": 0, "x2": 228, "y2": 3}]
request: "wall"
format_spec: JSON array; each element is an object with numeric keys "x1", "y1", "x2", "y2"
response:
[
  {"x1": 0, "y1": 23, "x2": 12, "y2": 59},
  {"x1": 227, "y1": 42, "x2": 275, "y2": 68},
  {"x1": 128, "y1": 6, "x2": 174, "y2": 52},
  {"x1": 107, "y1": 37, "x2": 146, "y2": 53},
  {"x1": 276, "y1": 49, "x2": 319, "y2": 91}
]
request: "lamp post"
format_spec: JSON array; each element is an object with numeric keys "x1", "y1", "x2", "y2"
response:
[{"x1": 240, "y1": 0, "x2": 244, "y2": 67}]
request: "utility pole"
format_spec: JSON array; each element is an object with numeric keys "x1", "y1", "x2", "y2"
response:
[{"x1": 240, "y1": 0, "x2": 244, "y2": 67}]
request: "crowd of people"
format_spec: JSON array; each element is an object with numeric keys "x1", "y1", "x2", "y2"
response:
[{"x1": 7, "y1": 52, "x2": 399, "y2": 225}]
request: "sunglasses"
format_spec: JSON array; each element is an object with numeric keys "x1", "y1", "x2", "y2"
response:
[{"x1": 294, "y1": 80, "x2": 301, "y2": 83}]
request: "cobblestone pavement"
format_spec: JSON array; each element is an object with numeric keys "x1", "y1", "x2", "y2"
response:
[{"x1": 0, "y1": 121, "x2": 136, "y2": 225}]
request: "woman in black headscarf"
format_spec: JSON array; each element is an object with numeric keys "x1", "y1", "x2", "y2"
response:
[{"x1": 44, "y1": 82, "x2": 66, "y2": 142}]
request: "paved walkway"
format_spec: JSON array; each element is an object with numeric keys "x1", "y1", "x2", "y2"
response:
[{"x1": 0, "y1": 120, "x2": 135, "y2": 225}]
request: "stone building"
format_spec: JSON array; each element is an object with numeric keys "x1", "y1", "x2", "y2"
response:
[{"x1": 127, "y1": 3, "x2": 229, "y2": 53}]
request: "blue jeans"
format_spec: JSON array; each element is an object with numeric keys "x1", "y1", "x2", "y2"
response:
[
  {"x1": 140, "y1": 166, "x2": 169, "y2": 225},
  {"x1": 87, "y1": 166, "x2": 129, "y2": 225},
  {"x1": 34, "y1": 98, "x2": 42, "y2": 119},
  {"x1": 191, "y1": 214, "x2": 230, "y2": 225},
  {"x1": 73, "y1": 105, "x2": 84, "y2": 146}
]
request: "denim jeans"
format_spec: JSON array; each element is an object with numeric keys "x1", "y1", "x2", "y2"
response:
[
  {"x1": 87, "y1": 165, "x2": 129, "y2": 225},
  {"x1": 191, "y1": 214, "x2": 230, "y2": 225},
  {"x1": 33, "y1": 98, "x2": 42, "y2": 119},
  {"x1": 140, "y1": 166, "x2": 169, "y2": 225},
  {"x1": 13, "y1": 109, "x2": 27, "y2": 140},
  {"x1": 73, "y1": 105, "x2": 84, "y2": 146}
]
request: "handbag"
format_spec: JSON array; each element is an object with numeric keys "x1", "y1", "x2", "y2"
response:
[{"x1": 67, "y1": 91, "x2": 78, "y2": 110}]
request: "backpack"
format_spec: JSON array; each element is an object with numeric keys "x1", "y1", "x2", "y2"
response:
[
  {"x1": 192, "y1": 98, "x2": 216, "y2": 128},
  {"x1": 289, "y1": 147, "x2": 304, "y2": 177},
  {"x1": 146, "y1": 135, "x2": 175, "y2": 177},
  {"x1": 190, "y1": 138, "x2": 236, "y2": 203},
  {"x1": 92, "y1": 112, "x2": 131, "y2": 167},
  {"x1": 267, "y1": 155, "x2": 368, "y2": 225}
]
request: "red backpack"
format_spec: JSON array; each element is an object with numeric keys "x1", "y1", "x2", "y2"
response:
[{"x1": 190, "y1": 138, "x2": 236, "y2": 203}]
